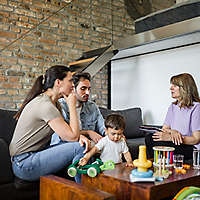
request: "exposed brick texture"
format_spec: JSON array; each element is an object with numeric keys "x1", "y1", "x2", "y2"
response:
[{"x1": 0, "y1": 0, "x2": 175, "y2": 110}]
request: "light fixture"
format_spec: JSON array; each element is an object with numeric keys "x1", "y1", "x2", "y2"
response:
[{"x1": 62, "y1": 0, "x2": 72, "y2": 3}]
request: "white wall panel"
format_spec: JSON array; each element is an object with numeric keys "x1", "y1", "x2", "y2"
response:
[{"x1": 111, "y1": 43, "x2": 200, "y2": 125}]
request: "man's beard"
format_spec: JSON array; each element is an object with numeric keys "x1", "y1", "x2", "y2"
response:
[{"x1": 79, "y1": 94, "x2": 89, "y2": 102}]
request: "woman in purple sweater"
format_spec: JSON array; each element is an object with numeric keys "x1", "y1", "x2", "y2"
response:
[{"x1": 145, "y1": 73, "x2": 200, "y2": 160}]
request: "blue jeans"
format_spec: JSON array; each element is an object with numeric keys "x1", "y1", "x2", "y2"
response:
[{"x1": 11, "y1": 141, "x2": 85, "y2": 183}]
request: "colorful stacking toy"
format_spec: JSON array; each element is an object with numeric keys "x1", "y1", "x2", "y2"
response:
[
  {"x1": 130, "y1": 145, "x2": 154, "y2": 182},
  {"x1": 153, "y1": 146, "x2": 175, "y2": 167}
]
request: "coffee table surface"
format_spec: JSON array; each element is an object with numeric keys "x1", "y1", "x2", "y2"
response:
[
  {"x1": 103, "y1": 163, "x2": 200, "y2": 186},
  {"x1": 82, "y1": 163, "x2": 200, "y2": 200}
]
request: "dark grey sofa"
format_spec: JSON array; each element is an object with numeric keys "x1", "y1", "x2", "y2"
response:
[
  {"x1": 99, "y1": 107, "x2": 146, "y2": 160},
  {"x1": 0, "y1": 109, "x2": 39, "y2": 200},
  {"x1": 0, "y1": 106, "x2": 145, "y2": 200}
]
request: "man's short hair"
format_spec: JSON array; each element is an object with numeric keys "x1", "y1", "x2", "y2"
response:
[
  {"x1": 72, "y1": 72, "x2": 91, "y2": 88},
  {"x1": 105, "y1": 114, "x2": 125, "y2": 130}
]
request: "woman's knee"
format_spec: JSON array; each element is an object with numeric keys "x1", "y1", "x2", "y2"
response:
[
  {"x1": 75, "y1": 144, "x2": 85, "y2": 154},
  {"x1": 66, "y1": 142, "x2": 85, "y2": 154}
]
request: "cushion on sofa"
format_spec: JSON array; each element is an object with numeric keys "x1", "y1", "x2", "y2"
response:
[
  {"x1": 0, "y1": 183, "x2": 16, "y2": 200},
  {"x1": 126, "y1": 137, "x2": 145, "y2": 159},
  {"x1": 0, "y1": 109, "x2": 17, "y2": 144},
  {"x1": 99, "y1": 107, "x2": 144, "y2": 139},
  {"x1": 0, "y1": 138, "x2": 14, "y2": 184}
]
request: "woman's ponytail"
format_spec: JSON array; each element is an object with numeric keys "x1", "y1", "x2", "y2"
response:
[{"x1": 14, "y1": 65, "x2": 71, "y2": 119}]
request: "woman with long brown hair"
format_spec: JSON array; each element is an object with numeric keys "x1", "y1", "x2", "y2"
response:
[
  {"x1": 9, "y1": 65, "x2": 90, "y2": 183},
  {"x1": 145, "y1": 73, "x2": 200, "y2": 160}
]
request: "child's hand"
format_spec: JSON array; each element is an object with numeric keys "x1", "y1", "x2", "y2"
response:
[
  {"x1": 126, "y1": 161, "x2": 134, "y2": 167},
  {"x1": 79, "y1": 157, "x2": 88, "y2": 166},
  {"x1": 122, "y1": 134, "x2": 127, "y2": 142}
]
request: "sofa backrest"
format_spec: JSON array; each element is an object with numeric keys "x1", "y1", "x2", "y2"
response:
[
  {"x1": 99, "y1": 107, "x2": 144, "y2": 139},
  {"x1": 0, "y1": 109, "x2": 17, "y2": 145}
]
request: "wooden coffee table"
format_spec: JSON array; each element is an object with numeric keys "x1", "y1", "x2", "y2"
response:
[{"x1": 82, "y1": 163, "x2": 200, "y2": 200}]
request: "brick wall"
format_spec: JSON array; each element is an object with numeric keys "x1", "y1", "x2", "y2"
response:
[{"x1": 0, "y1": 0, "x2": 175, "y2": 110}]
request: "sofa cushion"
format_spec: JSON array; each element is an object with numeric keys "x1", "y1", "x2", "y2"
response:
[
  {"x1": 0, "y1": 183, "x2": 16, "y2": 200},
  {"x1": 99, "y1": 107, "x2": 144, "y2": 139},
  {"x1": 14, "y1": 177, "x2": 39, "y2": 191},
  {"x1": 0, "y1": 138, "x2": 14, "y2": 184},
  {"x1": 126, "y1": 137, "x2": 145, "y2": 160},
  {"x1": 0, "y1": 109, "x2": 17, "y2": 144}
]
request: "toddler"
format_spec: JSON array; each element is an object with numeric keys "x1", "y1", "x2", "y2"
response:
[{"x1": 79, "y1": 114, "x2": 133, "y2": 167}]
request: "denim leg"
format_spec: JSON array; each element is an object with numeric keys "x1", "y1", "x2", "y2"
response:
[
  {"x1": 12, "y1": 141, "x2": 85, "y2": 182},
  {"x1": 72, "y1": 149, "x2": 84, "y2": 183}
]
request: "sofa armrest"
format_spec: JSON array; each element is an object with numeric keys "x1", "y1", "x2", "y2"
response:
[
  {"x1": 0, "y1": 138, "x2": 14, "y2": 184},
  {"x1": 40, "y1": 175, "x2": 115, "y2": 200},
  {"x1": 142, "y1": 125, "x2": 162, "y2": 128}
]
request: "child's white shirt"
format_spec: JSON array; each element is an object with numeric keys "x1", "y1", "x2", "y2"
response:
[{"x1": 95, "y1": 135, "x2": 129, "y2": 163}]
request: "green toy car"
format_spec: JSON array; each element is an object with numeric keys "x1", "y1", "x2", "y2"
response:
[
  {"x1": 100, "y1": 160, "x2": 115, "y2": 171},
  {"x1": 67, "y1": 159, "x2": 115, "y2": 178}
]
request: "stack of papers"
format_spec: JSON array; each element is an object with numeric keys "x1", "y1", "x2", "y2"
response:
[{"x1": 129, "y1": 174, "x2": 155, "y2": 182}]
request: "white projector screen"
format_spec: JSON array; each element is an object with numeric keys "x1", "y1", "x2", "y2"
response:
[{"x1": 111, "y1": 43, "x2": 200, "y2": 125}]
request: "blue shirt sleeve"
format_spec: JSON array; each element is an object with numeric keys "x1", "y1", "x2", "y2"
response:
[
  {"x1": 59, "y1": 98, "x2": 70, "y2": 123},
  {"x1": 95, "y1": 106, "x2": 105, "y2": 136}
]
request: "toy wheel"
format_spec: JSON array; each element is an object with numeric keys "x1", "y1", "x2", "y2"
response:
[
  {"x1": 87, "y1": 167, "x2": 97, "y2": 177},
  {"x1": 67, "y1": 167, "x2": 77, "y2": 177}
]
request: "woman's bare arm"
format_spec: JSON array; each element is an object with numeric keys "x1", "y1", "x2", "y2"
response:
[
  {"x1": 48, "y1": 117, "x2": 79, "y2": 141},
  {"x1": 64, "y1": 93, "x2": 79, "y2": 138},
  {"x1": 48, "y1": 92, "x2": 80, "y2": 141},
  {"x1": 160, "y1": 125, "x2": 200, "y2": 146},
  {"x1": 153, "y1": 124, "x2": 183, "y2": 145},
  {"x1": 182, "y1": 130, "x2": 200, "y2": 145}
]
